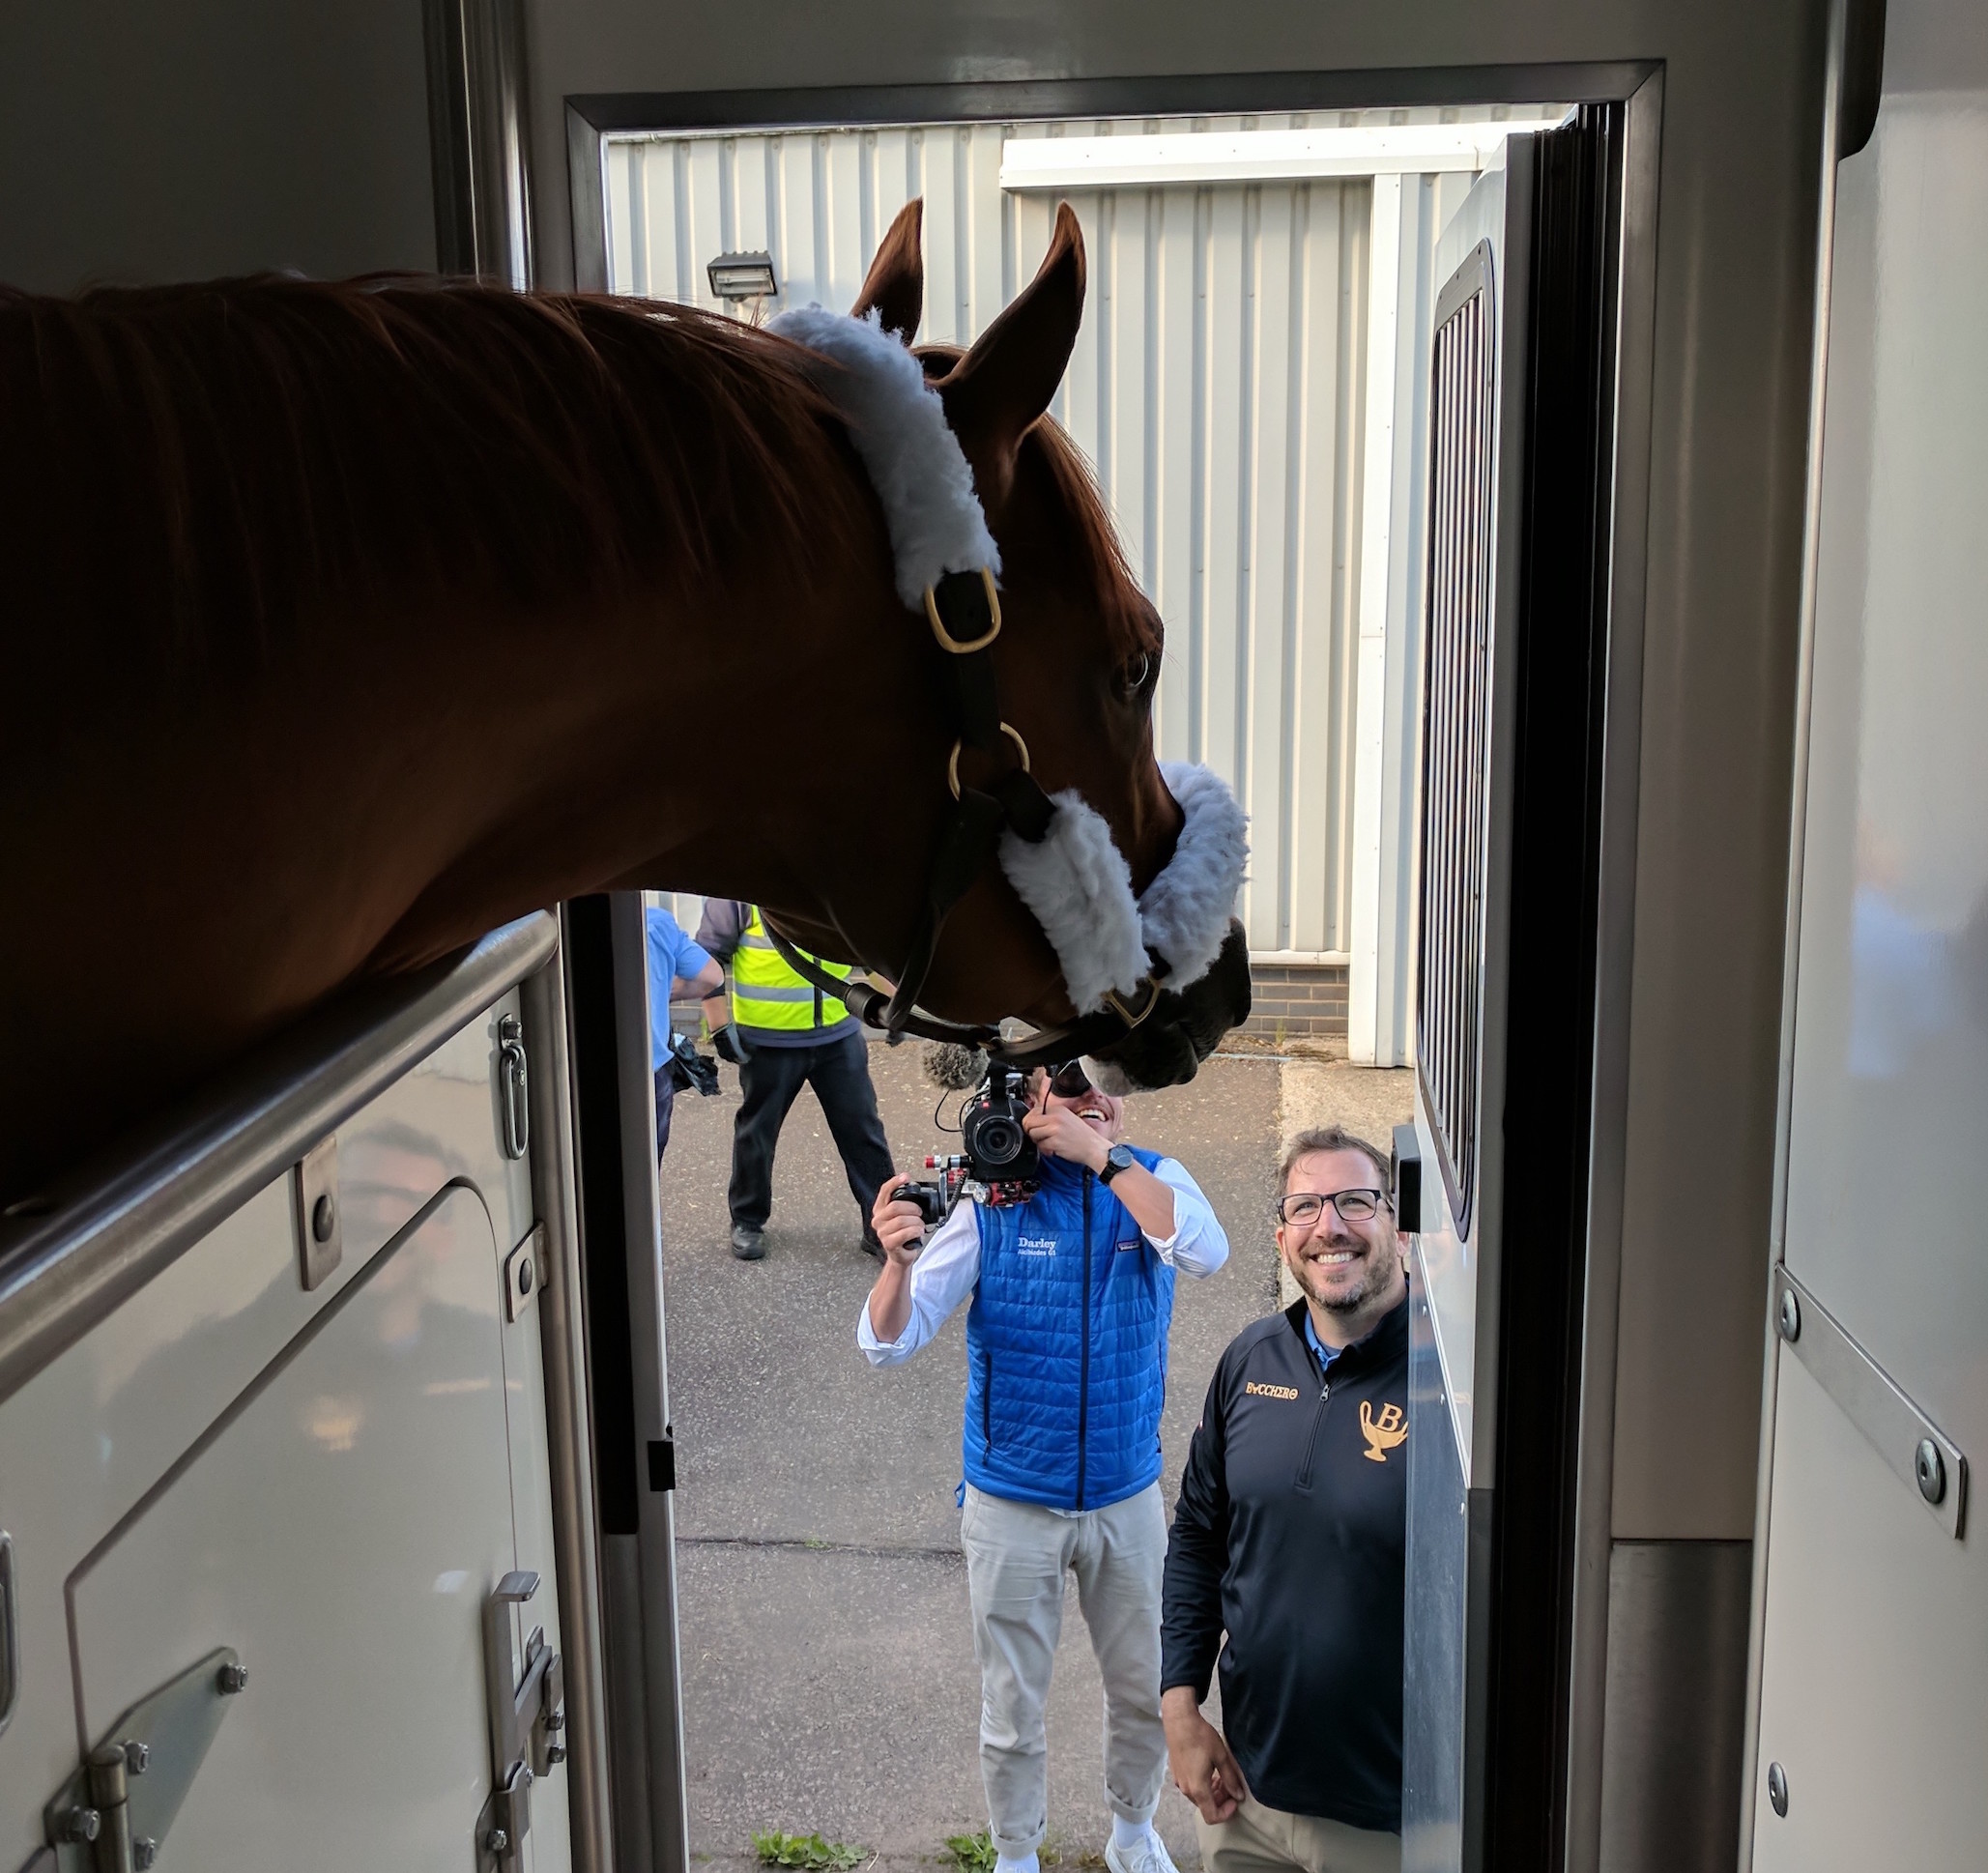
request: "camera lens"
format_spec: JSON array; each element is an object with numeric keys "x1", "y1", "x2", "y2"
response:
[{"x1": 974, "y1": 1115, "x2": 1023, "y2": 1166}]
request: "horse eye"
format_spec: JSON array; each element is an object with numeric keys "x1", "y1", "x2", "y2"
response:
[{"x1": 1119, "y1": 652, "x2": 1154, "y2": 697}]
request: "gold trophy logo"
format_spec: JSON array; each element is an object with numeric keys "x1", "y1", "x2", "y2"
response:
[{"x1": 1359, "y1": 1399, "x2": 1408, "y2": 1463}]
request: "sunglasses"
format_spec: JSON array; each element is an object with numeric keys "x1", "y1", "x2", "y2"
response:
[{"x1": 1045, "y1": 1060, "x2": 1095, "y2": 1099}]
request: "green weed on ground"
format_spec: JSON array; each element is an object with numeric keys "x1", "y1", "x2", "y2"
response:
[
  {"x1": 944, "y1": 1833, "x2": 998, "y2": 1873},
  {"x1": 753, "y1": 1831, "x2": 867, "y2": 1871},
  {"x1": 945, "y1": 1831, "x2": 1109, "y2": 1872}
]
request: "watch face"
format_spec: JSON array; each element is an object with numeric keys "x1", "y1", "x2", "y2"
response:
[{"x1": 1107, "y1": 1145, "x2": 1136, "y2": 1172}]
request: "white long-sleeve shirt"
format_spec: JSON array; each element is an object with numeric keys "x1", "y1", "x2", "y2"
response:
[{"x1": 857, "y1": 1157, "x2": 1229, "y2": 1365}]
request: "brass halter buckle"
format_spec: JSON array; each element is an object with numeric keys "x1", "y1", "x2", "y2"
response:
[
  {"x1": 924, "y1": 568, "x2": 1003, "y2": 654},
  {"x1": 947, "y1": 722, "x2": 1031, "y2": 800},
  {"x1": 1104, "y1": 976, "x2": 1164, "y2": 1031}
]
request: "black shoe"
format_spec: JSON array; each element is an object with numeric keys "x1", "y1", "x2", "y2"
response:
[
  {"x1": 860, "y1": 1232, "x2": 886, "y2": 1265},
  {"x1": 731, "y1": 1225, "x2": 766, "y2": 1261}
]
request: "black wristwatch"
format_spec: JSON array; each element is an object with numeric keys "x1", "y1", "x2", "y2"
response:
[{"x1": 1099, "y1": 1143, "x2": 1137, "y2": 1186}]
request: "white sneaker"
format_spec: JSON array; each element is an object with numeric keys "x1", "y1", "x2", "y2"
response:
[{"x1": 1106, "y1": 1832, "x2": 1179, "y2": 1873}]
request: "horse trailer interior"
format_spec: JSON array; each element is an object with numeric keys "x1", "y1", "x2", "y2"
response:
[{"x1": 3, "y1": 0, "x2": 1984, "y2": 1869}]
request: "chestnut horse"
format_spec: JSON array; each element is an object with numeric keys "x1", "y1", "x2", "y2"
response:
[{"x1": 0, "y1": 202, "x2": 1248, "y2": 1202}]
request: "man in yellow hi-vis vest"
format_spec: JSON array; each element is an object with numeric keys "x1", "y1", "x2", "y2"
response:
[{"x1": 695, "y1": 900, "x2": 896, "y2": 1262}]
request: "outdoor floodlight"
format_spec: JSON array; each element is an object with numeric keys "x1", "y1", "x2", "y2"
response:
[{"x1": 706, "y1": 251, "x2": 779, "y2": 303}]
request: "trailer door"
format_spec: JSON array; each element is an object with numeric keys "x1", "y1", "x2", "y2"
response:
[
  {"x1": 64, "y1": 1186, "x2": 538, "y2": 1868},
  {"x1": 1748, "y1": 1, "x2": 1988, "y2": 1861},
  {"x1": 1403, "y1": 104, "x2": 1628, "y2": 1873}
]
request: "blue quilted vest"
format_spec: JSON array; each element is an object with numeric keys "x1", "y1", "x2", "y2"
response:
[{"x1": 962, "y1": 1147, "x2": 1175, "y2": 1510}]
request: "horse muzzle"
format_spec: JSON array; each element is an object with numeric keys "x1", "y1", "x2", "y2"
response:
[{"x1": 1083, "y1": 920, "x2": 1252, "y2": 1092}]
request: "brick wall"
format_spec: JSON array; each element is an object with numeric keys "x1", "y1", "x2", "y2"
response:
[
  {"x1": 679, "y1": 965, "x2": 1351, "y2": 1048},
  {"x1": 1241, "y1": 961, "x2": 1349, "y2": 1043}
]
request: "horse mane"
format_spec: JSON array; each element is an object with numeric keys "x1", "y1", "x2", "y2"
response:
[
  {"x1": 1024, "y1": 418, "x2": 1162, "y2": 662},
  {"x1": 0, "y1": 275, "x2": 868, "y2": 699}
]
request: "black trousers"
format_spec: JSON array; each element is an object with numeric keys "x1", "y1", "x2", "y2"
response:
[{"x1": 728, "y1": 1029, "x2": 894, "y2": 1241}]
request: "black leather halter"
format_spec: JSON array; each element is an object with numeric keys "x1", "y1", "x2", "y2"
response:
[{"x1": 763, "y1": 568, "x2": 1167, "y2": 1071}]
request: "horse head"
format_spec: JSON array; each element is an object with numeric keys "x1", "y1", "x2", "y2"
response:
[{"x1": 796, "y1": 199, "x2": 1252, "y2": 1088}]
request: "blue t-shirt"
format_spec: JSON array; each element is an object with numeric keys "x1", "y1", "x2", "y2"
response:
[{"x1": 647, "y1": 907, "x2": 714, "y2": 1072}]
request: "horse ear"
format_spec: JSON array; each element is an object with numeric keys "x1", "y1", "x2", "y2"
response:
[
  {"x1": 938, "y1": 202, "x2": 1085, "y2": 471},
  {"x1": 850, "y1": 198, "x2": 924, "y2": 342}
]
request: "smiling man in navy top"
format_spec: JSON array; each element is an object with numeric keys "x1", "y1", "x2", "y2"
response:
[{"x1": 1160, "y1": 1124, "x2": 1410, "y2": 1873}]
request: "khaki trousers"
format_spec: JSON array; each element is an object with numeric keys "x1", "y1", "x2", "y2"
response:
[
  {"x1": 961, "y1": 1483, "x2": 1169, "y2": 1857},
  {"x1": 1196, "y1": 1793, "x2": 1400, "y2": 1873}
]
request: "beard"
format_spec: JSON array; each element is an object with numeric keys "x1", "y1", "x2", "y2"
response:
[
  {"x1": 1288, "y1": 1238, "x2": 1395, "y2": 1315},
  {"x1": 1303, "y1": 1258, "x2": 1376, "y2": 1314}
]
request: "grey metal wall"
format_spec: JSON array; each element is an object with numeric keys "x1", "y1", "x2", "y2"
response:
[
  {"x1": 604, "y1": 116, "x2": 1377, "y2": 960},
  {"x1": 0, "y1": 0, "x2": 435, "y2": 291}
]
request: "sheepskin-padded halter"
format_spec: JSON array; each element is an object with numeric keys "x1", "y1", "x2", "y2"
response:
[
  {"x1": 998, "y1": 763, "x2": 1251, "y2": 1015},
  {"x1": 1140, "y1": 762, "x2": 1251, "y2": 990},
  {"x1": 766, "y1": 304, "x2": 1000, "y2": 609},
  {"x1": 998, "y1": 792, "x2": 1149, "y2": 1017}
]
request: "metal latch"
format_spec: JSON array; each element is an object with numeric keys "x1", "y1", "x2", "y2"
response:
[
  {"x1": 1390, "y1": 1123, "x2": 1423, "y2": 1235},
  {"x1": 292, "y1": 1134, "x2": 341, "y2": 1292},
  {"x1": 504, "y1": 1225, "x2": 545, "y2": 1324},
  {"x1": 42, "y1": 1646, "x2": 245, "y2": 1870},
  {"x1": 497, "y1": 1015, "x2": 530, "y2": 1161},
  {"x1": 477, "y1": 1571, "x2": 565, "y2": 1870}
]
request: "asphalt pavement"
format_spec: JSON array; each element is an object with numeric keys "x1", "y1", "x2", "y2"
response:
[{"x1": 655, "y1": 1037, "x2": 1408, "y2": 1873}]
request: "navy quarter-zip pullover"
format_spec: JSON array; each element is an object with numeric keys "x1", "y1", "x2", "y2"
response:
[{"x1": 1161, "y1": 1295, "x2": 1409, "y2": 1831}]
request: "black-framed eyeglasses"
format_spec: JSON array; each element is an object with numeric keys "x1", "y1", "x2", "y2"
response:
[
  {"x1": 1276, "y1": 1189, "x2": 1389, "y2": 1227},
  {"x1": 1046, "y1": 1060, "x2": 1094, "y2": 1099}
]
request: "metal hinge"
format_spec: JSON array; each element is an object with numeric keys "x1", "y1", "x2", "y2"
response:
[
  {"x1": 476, "y1": 1571, "x2": 566, "y2": 1870},
  {"x1": 41, "y1": 1647, "x2": 245, "y2": 1870},
  {"x1": 497, "y1": 1015, "x2": 530, "y2": 1161},
  {"x1": 1774, "y1": 1265, "x2": 1968, "y2": 1538}
]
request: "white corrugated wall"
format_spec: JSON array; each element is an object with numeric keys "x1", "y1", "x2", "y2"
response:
[{"x1": 606, "y1": 109, "x2": 1558, "y2": 1044}]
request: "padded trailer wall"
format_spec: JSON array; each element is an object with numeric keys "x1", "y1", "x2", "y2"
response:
[{"x1": 0, "y1": 917, "x2": 604, "y2": 1873}]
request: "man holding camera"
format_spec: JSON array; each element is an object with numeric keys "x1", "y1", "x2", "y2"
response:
[{"x1": 861, "y1": 1063, "x2": 1230, "y2": 1873}]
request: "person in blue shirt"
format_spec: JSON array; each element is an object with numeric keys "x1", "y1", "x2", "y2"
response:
[{"x1": 647, "y1": 902, "x2": 724, "y2": 1164}]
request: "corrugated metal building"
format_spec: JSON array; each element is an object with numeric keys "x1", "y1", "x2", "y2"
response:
[{"x1": 607, "y1": 108, "x2": 1560, "y2": 1058}]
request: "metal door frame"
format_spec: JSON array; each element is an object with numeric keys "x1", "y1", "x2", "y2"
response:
[{"x1": 544, "y1": 60, "x2": 1661, "y2": 1873}]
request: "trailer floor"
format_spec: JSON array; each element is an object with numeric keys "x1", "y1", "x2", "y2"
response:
[{"x1": 658, "y1": 1041, "x2": 1410, "y2": 1872}]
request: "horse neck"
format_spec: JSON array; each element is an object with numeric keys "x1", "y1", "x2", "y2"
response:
[{"x1": 358, "y1": 476, "x2": 929, "y2": 972}]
